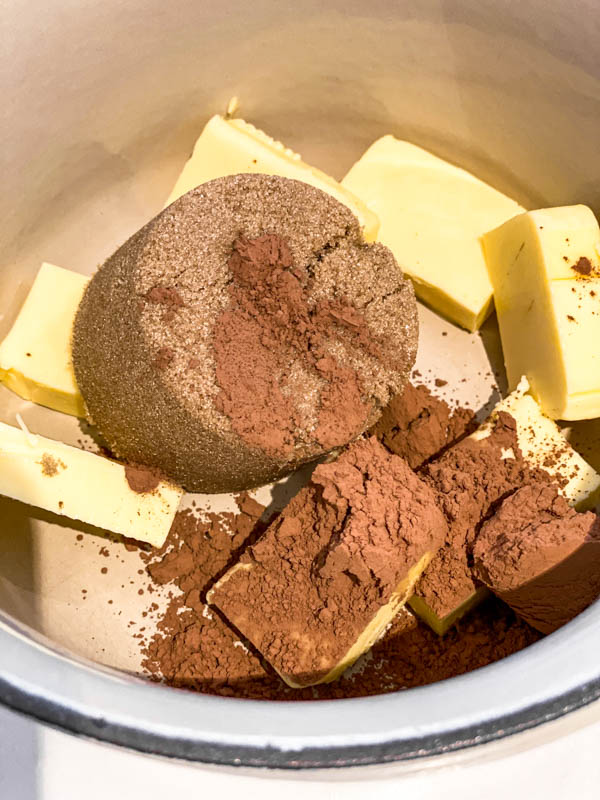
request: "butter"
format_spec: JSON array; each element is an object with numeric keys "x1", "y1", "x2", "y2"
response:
[
  {"x1": 207, "y1": 436, "x2": 447, "y2": 688},
  {"x1": 341, "y1": 135, "x2": 524, "y2": 331},
  {"x1": 209, "y1": 551, "x2": 432, "y2": 688},
  {"x1": 408, "y1": 587, "x2": 490, "y2": 637},
  {"x1": 482, "y1": 205, "x2": 600, "y2": 420},
  {"x1": 0, "y1": 420, "x2": 182, "y2": 546},
  {"x1": 0, "y1": 263, "x2": 88, "y2": 416},
  {"x1": 409, "y1": 378, "x2": 600, "y2": 634},
  {"x1": 473, "y1": 377, "x2": 600, "y2": 510},
  {"x1": 313, "y1": 553, "x2": 432, "y2": 686},
  {"x1": 165, "y1": 114, "x2": 379, "y2": 241}
]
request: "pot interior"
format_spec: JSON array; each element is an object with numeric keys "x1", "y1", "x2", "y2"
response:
[{"x1": 1, "y1": 0, "x2": 599, "y2": 765}]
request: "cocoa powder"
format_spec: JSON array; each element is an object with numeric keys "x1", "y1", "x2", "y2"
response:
[
  {"x1": 571, "y1": 256, "x2": 592, "y2": 276},
  {"x1": 213, "y1": 234, "x2": 380, "y2": 458},
  {"x1": 371, "y1": 382, "x2": 476, "y2": 470},
  {"x1": 415, "y1": 412, "x2": 555, "y2": 620},
  {"x1": 206, "y1": 436, "x2": 447, "y2": 687},
  {"x1": 124, "y1": 464, "x2": 163, "y2": 494},
  {"x1": 138, "y1": 497, "x2": 540, "y2": 699},
  {"x1": 140, "y1": 494, "x2": 271, "y2": 692},
  {"x1": 474, "y1": 484, "x2": 600, "y2": 633},
  {"x1": 145, "y1": 286, "x2": 184, "y2": 322}
]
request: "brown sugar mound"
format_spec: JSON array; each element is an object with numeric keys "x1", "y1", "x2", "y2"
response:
[{"x1": 73, "y1": 174, "x2": 418, "y2": 492}]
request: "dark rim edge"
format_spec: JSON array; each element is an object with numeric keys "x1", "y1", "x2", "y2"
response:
[{"x1": 1, "y1": 676, "x2": 598, "y2": 768}]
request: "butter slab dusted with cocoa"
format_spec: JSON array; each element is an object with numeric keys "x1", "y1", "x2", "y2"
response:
[
  {"x1": 409, "y1": 379, "x2": 600, "y2": 635},
  {"x1": 207, "y1": 437, "x2": 447, "y2": 688},
  {"x1": 474, "y1": 484, "x2": 600, "y2": 633},
  {"x1": 483, "y1": 205, "x2": 600, "y2": 420}
]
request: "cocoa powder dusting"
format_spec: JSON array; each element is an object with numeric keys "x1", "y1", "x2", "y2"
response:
[
  {"x1": 40, "y1": 453, "x2": 66, "y2": 477},
  {"x1": 213, "y1": 234, "x2": 378, "y2": 458},
  {"x1": 415, "y1": 411, "x2": 556, "y2": 620},
  {"x1": 138, "y1": 493, "x2": 540, "y2": 699},
  {"x1": 207, "y1": 437, "x2": 447, "y2": 686},
  {"x1": 371, "y1": 382, "x2": 476, "y2": 469},
  {"x1": 140, "y1": 494, "x2": 272, "y2": 692},
  {"x1": 146, "y1": 286, "x2": 184, "y2": 322},
  {"x1": 154, "y1": 347, "x2": 174, "y2": 370},
  {"x1": 571, "y1": 256, "x2": 592, "y2": 276},
  {"x1": 474, "y1": 484, "x2": 600, "y2": 633}
]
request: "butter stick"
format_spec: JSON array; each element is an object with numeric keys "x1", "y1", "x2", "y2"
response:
[
  {"x1": 409, "y1": 378, "x2": 600, "y2": 635},
  {"x1": 207, "y1": 437, "x2": 447, "y2": 688},
  {"x1": 165, "y1": 114, "x2": 379, "y2": 241},
  {"x1": 483, "y1": 205, "x2": 600, "y2": 420},
  {"x1": 0, "y1": 263, "x2": 88, "y2": 416},
  {"x1": 0, "y1": 420, "x2": 182, "y2": 546},
  {"x1": 341, "y1": 136, "x2": 524, "y2": 331}
]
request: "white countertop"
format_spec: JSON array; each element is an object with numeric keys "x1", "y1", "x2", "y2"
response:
[{"x1": 2, "y1": 701, "x2": 599, "y2": 799}]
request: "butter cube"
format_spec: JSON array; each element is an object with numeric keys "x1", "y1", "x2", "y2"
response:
[
  {"x1": 341, "y1": 136, "x2": 524, "y2": 331},
  {"x1": 208, "y1": 437, "x2": 446, "y2": 687},
  {"x1": 0, "y1": 263, "x2": 88, "y2": 416},
  {"x1": 410, "y1": 378, "x2": 600, "y2": 634},
  {"x1": 483, "y1": 205, "x2": 600, "y2": 420},
  {"x1": 0, "y1": 420, "x2": 182, "y2": 546},
  {"x1": 165, "y1": 114, "x2": 379, "y2": 241}
]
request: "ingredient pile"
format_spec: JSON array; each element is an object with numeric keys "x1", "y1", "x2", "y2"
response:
[{"x1": 0, "y1": 105, "x2": 599, "y2": 697}]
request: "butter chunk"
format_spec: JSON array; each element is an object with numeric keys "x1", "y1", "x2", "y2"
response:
[
  {"x1": 165, "y1": 114, "x2": 379, "y2": 241},
  {"x1": 0, "y1": 263, "x2": 88, "y2": 416},
  {"x1": 474, "y1": 377, "x2": 600, "y2": 510},
  {"x1": 0, "y1": 420, "x2": 182, "y2": 546},
  {"x1": 410, "y1": 378, "x2": 600, "y2": 635},
  {"x1": 207, "y1": 437, "x2": 446, "y2": 688},
  {"x1": 341, "y1": 136, "x2": 524, "y2": 331},
  {"x1": 483, "y1": 205, "x2": 600, "y2": 420}
]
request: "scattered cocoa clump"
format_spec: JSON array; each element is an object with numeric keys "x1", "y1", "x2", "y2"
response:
[
  {"x1": 371, "y1": 382, "x2": 476, "y2": 470},
  {"x1": 571, "y1": 256, "x2": 592, "y2": 276},
  {"x1": 124, "y1": 464, "x2": 163, "y2": 494}
]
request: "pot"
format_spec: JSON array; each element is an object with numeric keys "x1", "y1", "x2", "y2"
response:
[{"x1": 1, "y1": 0, "x2": 599, "y2": 769}]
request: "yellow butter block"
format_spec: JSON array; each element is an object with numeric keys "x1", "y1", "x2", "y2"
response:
[
  {"x1": 165, "y1": 114, "x2": 379, "y2": 241},
  {"x1": 408, "y1": 587, "x2": 490, "y2": 637},
  {"x1": 0, "y1": 263, "x2": 88, "y2": 416},
  {"x1": 0, "y1": 420, "x2": 182, "y2": 546},
  {"x1": 341, "y1": 136, "x2": 524, "y2": 331},
  {"x1": 483, "y1": 205, "x2": 600, "y2": 420}
]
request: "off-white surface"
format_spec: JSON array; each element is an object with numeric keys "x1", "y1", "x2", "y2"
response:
[{"x1": 1, "y1": 702, "x2": 599, "y2": 799}]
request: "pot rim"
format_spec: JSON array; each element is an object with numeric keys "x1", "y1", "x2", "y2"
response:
[{"x1": 1, "y1": 598, "x2": 599, "y2": 768}]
